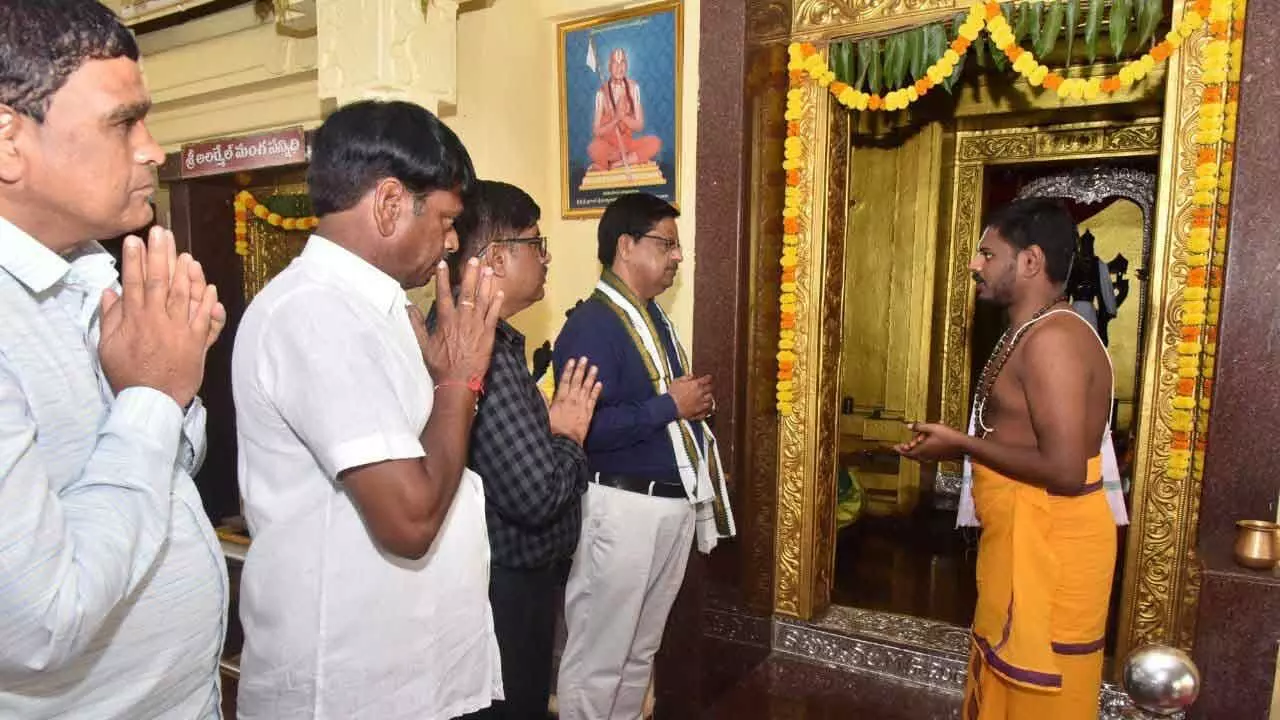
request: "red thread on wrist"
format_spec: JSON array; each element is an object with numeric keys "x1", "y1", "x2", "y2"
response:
[{"x1": 435, "y1": 374, "x2": 485, "y2": 395}]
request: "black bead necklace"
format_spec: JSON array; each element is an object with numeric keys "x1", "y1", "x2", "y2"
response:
[{"x1": 973, "y1": 296, "x2": 1068, "y2": 435}]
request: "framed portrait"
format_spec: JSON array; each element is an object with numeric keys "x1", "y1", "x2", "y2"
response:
[{"x1": 557, "y1": 2, "x2": 682, "y2": 218}]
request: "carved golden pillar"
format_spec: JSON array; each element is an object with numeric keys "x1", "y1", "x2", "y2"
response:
[
  {"x1": 316, "y1": 0, "x2": 458, "y2": 111},
  {"x1": 773, "y1": 73, "x2": 848, "y2": 620}
]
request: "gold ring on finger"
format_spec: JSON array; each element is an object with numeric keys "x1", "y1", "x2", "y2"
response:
[{"x1": 459, "y1": 299, "x2": 476, "y2": 308}]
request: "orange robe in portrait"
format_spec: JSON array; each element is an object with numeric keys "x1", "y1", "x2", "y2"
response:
[
  {"x1": 963, "y1": 455, "x2": 1117, "y2": 720},
  {"x1": 587, "y1": 78, "x2": 661, "y2": 171}
]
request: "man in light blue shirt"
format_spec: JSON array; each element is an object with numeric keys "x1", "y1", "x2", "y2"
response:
[{"x1": 0, "y1": 1, "x2": 230, "y2": 717}]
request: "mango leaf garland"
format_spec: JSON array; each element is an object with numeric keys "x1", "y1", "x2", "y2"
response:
[
  {"x1": 1028, "y1": 2, "x2": 1043, "y2": 49},
  {"x1": 908, "y1": 27, "x2": 925, "y2": 80},
  {"x1": 1014, "y1": 2, "x2": 1031, "y2": 42},
  {"x1": 856, "y1": 39, "x2": 873, "y2": 90},
  {"x1": 1136, "y1": 0, "x2": 1164, "y2": 49},
  {"x1": 1037, "y1": 1, "x2": 1065, "y2": 60},
  {"x1": 868, "y1": 38, "x2": 883, "y2": 94},
  {"x1": 1110, "y1": 0, "x2": 1132, "y2": 61},
  {"x1": 1084, "y1": 0, "x2": 1103, "y2": 63},
  {"x1": 1064, "y1": 0, "x2": 1080, "y2": 65}
]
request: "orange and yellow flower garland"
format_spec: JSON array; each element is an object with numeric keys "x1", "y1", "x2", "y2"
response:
[
  {"x1": 1175, "y1": 0, "x2": 1244, "y2": 480},
  {"x1": 788, "y1": 1, "x2": 1212, "y2": 116},
  {"x1": 233, "y1": 190, "x2": 319, "y2": 257},
  {"x1": 788, "y1": 2, "x2": 991, "y2": 113},
  {"x1": 776, "y1": 67, "x2": 805, "y2": 415},
  {"x1": 1168, "y1": 0, "x2": 1234, "y2": 479},
  {"x1": 991, "y1": 2, "x2": 1209, "y2": 99}
]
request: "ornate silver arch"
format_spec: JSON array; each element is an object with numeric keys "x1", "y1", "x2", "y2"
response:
[{"x1": 1015, "y1": 166, "x2": 1157, "y2": 250}]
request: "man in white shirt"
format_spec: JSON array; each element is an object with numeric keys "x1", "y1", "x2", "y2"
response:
[
  {"x1": 233, "y1": 99, "x2": 505, "y2": 720},
  {"x1": 0, "y1": 2, "x2": 229, "y2": 717}
]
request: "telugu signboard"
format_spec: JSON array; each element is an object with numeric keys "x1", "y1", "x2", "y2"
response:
[{"x1": 179, "y1": 127, "x2": 307, "y2": 179}]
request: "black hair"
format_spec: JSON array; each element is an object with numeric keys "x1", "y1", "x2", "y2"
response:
[
  {"x1": 307, "y1": 100, "x2": 476, "y2": 217},
  {"x1": 448, "y1": 180, "x2": 541, "y2": 285},
  {"x1": 596, "y1": 192, "x2": 679, "y2": 267},
  {"x1": 983, "y1": 197, "x2": 1078, "y2": 284},
  {"x1": 0, "y1": 0, "x2": 139, "y2": 122}
]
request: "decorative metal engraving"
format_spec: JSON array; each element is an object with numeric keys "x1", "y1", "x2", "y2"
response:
[
  {"x1": 772, "y1": 611, "x2": 1158, "y2": 719},
  {"x1": 792, "y1": 0, "x2": 961, "y2": 39},
  {"x1": 812, "y1": 606, "x2": 971, "y2": 657},
  {"x1": 774, "y1": 617, "x2": 970, "y2": 693}
]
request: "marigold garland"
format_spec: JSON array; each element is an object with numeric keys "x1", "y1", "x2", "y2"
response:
[
  {"x1": 776, "y1": 66, "x2": 805, "y2": 415},
  {"x1": 1174, "y1": 0, "x2": 1243, "y2": 480},
  {"x1": 788, "y1": 1, "x2": 1212, "y2": 114},
  {"x1": 991, "y1": 1, "x2": 1210, "y2": 99},
  {"x1": 233, "y1": 190, "x2": 319, "y2": 257}
]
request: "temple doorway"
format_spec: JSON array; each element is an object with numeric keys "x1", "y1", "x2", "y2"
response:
[{"x1": 799, "y1": 21, "x2": 1181, "y2": 670}]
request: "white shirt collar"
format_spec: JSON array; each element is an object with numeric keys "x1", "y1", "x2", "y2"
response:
[
  {"x1": 0, "y1": 215, "x2": 73, "y2": 293},
  {"x1": 300, "y1": 234, "x2": 408, "y2": 315}
]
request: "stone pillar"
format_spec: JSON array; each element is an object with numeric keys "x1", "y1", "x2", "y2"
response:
[{"x1": 316, "y1": 0, "x2": 458, "y2": 112}]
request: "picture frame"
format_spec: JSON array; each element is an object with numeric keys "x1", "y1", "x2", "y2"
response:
[{"x1": 557, "y1": 1, "x2": 682, "y2": 218}]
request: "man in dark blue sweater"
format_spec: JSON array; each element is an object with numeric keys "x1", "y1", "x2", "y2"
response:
[{"x1": 553, "y1": 193, "x2": 736, "y2": 720}]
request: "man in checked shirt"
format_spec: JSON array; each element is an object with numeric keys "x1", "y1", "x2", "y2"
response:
[{"x1": 444, "y1": 180, "x2": 602, "y2": 720}]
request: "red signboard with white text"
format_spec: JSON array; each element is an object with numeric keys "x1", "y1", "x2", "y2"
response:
[{"x1": 179, "y1": 127, "x2": 308, "y2": 179}]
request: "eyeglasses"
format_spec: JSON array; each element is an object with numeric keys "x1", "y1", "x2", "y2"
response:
[
  {"x1": 480, "y1": 235, "x2": 549, "y2": 259},
  {"x1": 637, "y1": 233, "x2": 681, "y2": 253}
]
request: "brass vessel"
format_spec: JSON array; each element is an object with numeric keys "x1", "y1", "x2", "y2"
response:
[{"x1": 1233, "y1": 520, "x2": 1280, "y2": 570}]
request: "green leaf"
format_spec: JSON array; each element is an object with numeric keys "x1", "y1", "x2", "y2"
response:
[
  {"x1": 869, "y1": 39, "x2": 883, "y2": 95},
  {"x1": 1084, "y1": 0, "x2": 1102, "y2": 63},
  {"x1": 1037, "y1": 1, "x2": 1065, "y2": 59},
  {"x1": 856, "y1": 40, "x2": 873, "y2": 90},
  {"x1": 909, "y1": 27, "x2": 925, "y2": 80},
  {"x1": 991, "y1": 35, "x2": 1009, "y2": 71},
  {"x1": 894, "y1": 34, "x2": 910, "y2": 87},
  {"x1": 1137, "y1": 0, "x2": 1164, "y2": 49},
  {"x1": 931, "y1": 22, "x2": 949, "y2": 62},
  {"x1": 1110, "y1": 0, "x2": 1131, "y2": 61},
  {"x1": 1065, "y1": 0, "x2": 1080, "y2": 66},
  {"x1": 975, "y1": 34, "x2": 988, "y2": 68},
  {"x1": 1028, "y1": 2, "x2": 1043, "y2": 49},
  {"x1": 830, "y1": 41, "x2": 848, "y2": 84},
  {"x1": 1014, "y1": 2, "x2": 1030, "y2": 43},
  {"x1": 263, "y1": 193, "x2": 312, "y2": 218},
  {"x1": 883, "y1": 35, "x2": 901, "y2": 89}
]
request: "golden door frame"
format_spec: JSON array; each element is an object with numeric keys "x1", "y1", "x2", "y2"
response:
[{"x1": 769, "y1": 0, "x2": 1215, "y2": 661}]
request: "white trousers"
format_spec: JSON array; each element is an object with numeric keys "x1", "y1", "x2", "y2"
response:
[{"x1": 556, "y1": 483, "x2": 696, "y2": 720}]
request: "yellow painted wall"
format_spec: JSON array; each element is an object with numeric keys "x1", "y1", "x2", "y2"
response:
[{"x1": 448, "y1": 0, "x2": 701, "y2": 353}]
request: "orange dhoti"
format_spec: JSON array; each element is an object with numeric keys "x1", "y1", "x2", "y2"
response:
[
  {"x1": 964, "y1": 456, "x2": 1117, "y2": 720},
  {"x1": 587, "y1": 130, "x2": 661, "y2": 171}
]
